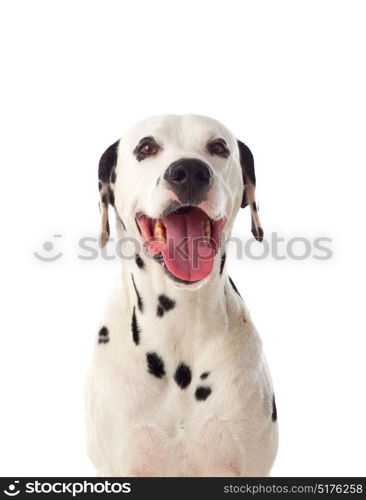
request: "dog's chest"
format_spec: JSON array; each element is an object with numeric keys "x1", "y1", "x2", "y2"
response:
[
  {"x1": 106, "y1": 334, "x2": 250, "y2": 477},
  {"x1": 88, "y1": 281, "x2": 276, "y2": 476}
]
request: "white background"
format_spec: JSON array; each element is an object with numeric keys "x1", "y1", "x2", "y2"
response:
[{"x1": 1, "y1": 0, "x2": 365, "y2": 477}]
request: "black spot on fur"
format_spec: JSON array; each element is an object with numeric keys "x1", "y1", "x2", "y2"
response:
[
  {"x1": 98, "y1": 326, "x2": 110, "y2": 344},
  {"x1": 98, "y1": 140, "x2": 119, "y2": 183},
  {"x1": 252, "y1": 201, "x2": 257, "y2": 212},
  {"x1": 195, "y1": 386, "x2": 212, "y2": 401},
  {"x1": 272, "y1": 394, "x2": 277, "y2": 422},
  {"x1": 229, "y1": 276, "x2": 242, "y2": 298},
  {"x1": 237, "y1": 140, "x2": 256, "y2": 209},
  {"x1": 98, "y1": 181, "x2": 102, "y2": 191},
  {"x1": 251, "y1": 216, "x2": 264, "y2": 242},
  {"x1": 101, "y1": 194, "x2": 108, "y2": 205},
  {"x1": 146, "y1": 352, "x2": 165, "y2": 378},
  {"x1": 131, "y1": 274, "x2": 143, "y2": 312},
  {"x1": 238, "y1": 146, "x2": 255, "y2": 200},
  {"x1": 135, "y1": 254, "x2": 145, "y2": 269},
  {"x1": 111, "y1": 169, "x2": 116, "y2": 184},
  {"x1": 159, "y1": 294, "x2": 176, "y2": 311},
  {"x1": 174, "y1": 363, "x2": 192, "y2": 389},
  {"x1": 157, "y1": 294, "x2": 176, "y2": 317},
  {"x1": 200, "y1": 371, "x2": 209, "y2": 380},
  {"x1": 118, "y1": 215, "x2": 126, "y2": 231},
  {"x1": 131, "y1": 306, "x2": 140, "y2": 345},
  {"x1": 99, "y1": 326, "x2": 109, "y2": 336},
  {"x1": 257, "y1": 226, "x2": 264, "y2": 241},
  {"x1": 108, "y1": 188, "x2": 115, "y2": 207},
  {"x1": 98, "y1": 338, "x2": 109, "y2": 344},
  {"x1": 220, "y1": 253, "x2": 226, "y2": 275}
]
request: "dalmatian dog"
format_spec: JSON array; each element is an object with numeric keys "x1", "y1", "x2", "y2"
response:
[{"x1": 85, "y1": 114, "x2": 278, "y2": 477}]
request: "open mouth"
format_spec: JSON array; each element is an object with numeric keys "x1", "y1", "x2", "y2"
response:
[{"x1": 136, "y1": 206, "x2": 225, "y2": 283}]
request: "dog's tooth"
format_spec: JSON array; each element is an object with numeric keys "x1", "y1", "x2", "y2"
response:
[
  {"x1": 154, "y1": 219, "x2": 163, "y2": 233},
  {"x1": 204, "y1": 219, "x2": 211, "y2": 241},
  {"x1": 154, "y1": 219, "x2": 166, "y2": 240}
]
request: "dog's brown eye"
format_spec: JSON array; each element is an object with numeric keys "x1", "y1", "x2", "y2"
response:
[
  {"x1": 208, "y1": 139, "x2": 229, "y2": 158},
  {"x1": 134, "y1": 137, "x2": 161, "y2": 161},
  {"x1": 139, "y1": 143, "x2": 157, "y2": 155},
  {"x1": 211, "y1": 142, "x2": 225, "y2": 154}
]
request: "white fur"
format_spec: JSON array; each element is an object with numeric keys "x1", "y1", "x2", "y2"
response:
[{"x1": 85, "y1": 115, "x2": 278, "y2": 476}]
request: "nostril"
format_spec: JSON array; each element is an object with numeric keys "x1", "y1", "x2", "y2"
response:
[
  {"x1": 196, "y1": 168, "x2": 212, "y2": 183},
  {"x1": 173, "y1": 169, "x2": 187, "y2": 183}
]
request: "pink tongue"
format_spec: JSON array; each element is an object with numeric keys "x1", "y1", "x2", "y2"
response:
[{"x1": 162, "y1": 209, "x2": 215, "y2": 282}]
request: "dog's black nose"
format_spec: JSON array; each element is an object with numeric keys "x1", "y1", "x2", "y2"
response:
[{"x1": 164, "y1": 158, "x2": 213, "y2": 203}]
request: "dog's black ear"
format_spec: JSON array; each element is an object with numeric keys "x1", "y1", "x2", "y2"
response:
[
  {"x1": 237, "y1": 140, "x2": 263, "y2": 242},
  {"x1": 98, "y1": 140, "x2": 119, "y2": 248}
]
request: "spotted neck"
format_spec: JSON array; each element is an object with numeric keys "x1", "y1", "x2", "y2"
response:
[{"x1": 123, "y1": 249, "x2": 227, "y2": 316}]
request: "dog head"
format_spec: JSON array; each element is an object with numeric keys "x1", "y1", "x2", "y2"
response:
[{"x1": 98, "y1": 115, "x2": 263, "y2": 284}]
